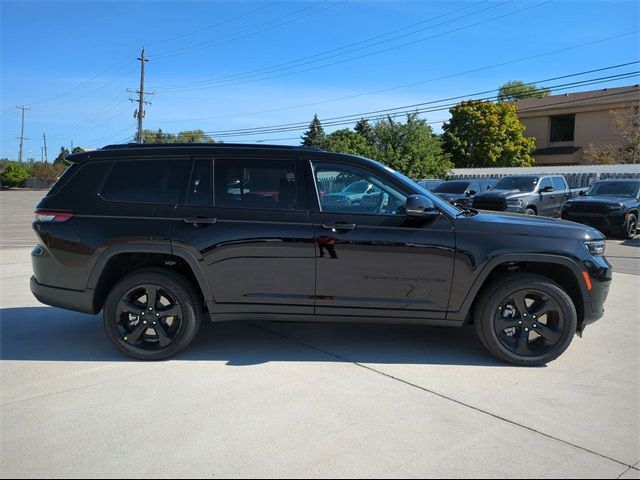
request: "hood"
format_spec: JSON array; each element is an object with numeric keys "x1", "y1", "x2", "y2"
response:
[
  {"x1": 566, "y1": 195, "x2": 636, "y2": 206},
  {"x1": 474, "y1": 189, "x2": 532, "y2": 200},
  {"x1": 472, "y1": 210, "x2": 603, "y2": 241}
]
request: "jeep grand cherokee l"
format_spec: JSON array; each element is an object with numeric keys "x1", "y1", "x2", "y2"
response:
[{"x1": 31, "y1": 144, "x2": 612, "y2": 366}]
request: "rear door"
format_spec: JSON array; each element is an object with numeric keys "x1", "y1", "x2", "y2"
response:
[
  {"x1": 538, "y1": 177, "x2": 556, "y2": 217},
  {"x1": 552, "y1": 176, "x2": 571, "y2": 217},
  {"x1": 171, "y1": 155, "x2": 315, "y2": 316}
]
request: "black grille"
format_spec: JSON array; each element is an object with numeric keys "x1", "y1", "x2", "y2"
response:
[
  {"x1": 567, "y1": 204, "x2": 609, "y2": 214},
  {"x1": 473, "y1": 198, "x2": 505, "y2": 211}
]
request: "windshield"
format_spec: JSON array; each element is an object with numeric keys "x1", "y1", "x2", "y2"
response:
[
  {"x1": 432, "y1": 181, "x2": 469, "y2": 194},
  {"x1": 495, "y1": 176, "x2": 539, "y2": 192},
  {"x1": 587, "y1": 181, "x2": 640, "y2": 197}
]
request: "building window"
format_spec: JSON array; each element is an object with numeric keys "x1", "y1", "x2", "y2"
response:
[{"x1": 549, "y1": 114, "x2": 575, "y2": 142}]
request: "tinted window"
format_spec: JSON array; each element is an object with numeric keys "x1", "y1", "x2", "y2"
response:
[
  {"x1": 432, "y1": 181, "x2": 469, "y2": 194},
  {"x1": 587, "y1": 181, "x2": 640, "y2": 197},
  {"x1": 314, "y1": 163, "x2": 409, "y2": 215},
  {"x1": 552, "y1": 176, "x2": 567, "y2": 191},
  {"x1": 100, "y1": 159, "x2": 190, "y2": 204},
  {"x1": 47, "y1": 163, "x2": 79, "y2": 196},
  {"x1": 495, "y1": 176, "x2": 539, "y2": 191},
  {"x1": 187, "y1": 158, "x2": 212, "y2": 206},
  {"x1": 539, "y1": 178, "x2": 553, "y2": 190},
  {"x1": 550, "y1": 114, "x2": 575, "y2": 142},
  {"x1": 214, "y1": 158, "x2": 304, "y2": 210}
]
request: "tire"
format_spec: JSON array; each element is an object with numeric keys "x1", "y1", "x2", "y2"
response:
[
  {"x1": 623, "y1": 213, "x2": 637, "y2": 239},
  {"x1": 524, "y1": 207, "x2": 537, "y2": 216},
  {"x1": 474, "y1": 273, "x2": 577, "y2": 366},
  {"x1": 103, "y1": 268, "x2": 203, "y2": 360}
]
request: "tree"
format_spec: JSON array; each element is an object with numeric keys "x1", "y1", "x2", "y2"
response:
[
  {"x1": 369, "y1": 113, "x2": 453, "y2": 179},
  {"x1": 584, "y1": 108, "x2": 640, "y2": 164},
  {"x1": 318, "y1": 129, "x2": 372, "y2": 157},
  {"x1": 497, "y1": 80, "x2": 551, "y2": 102},
  {"x1": 142, "y1": 129, "x2": 215, "y2": 144},
  {"x1": 442, "y1": 100, "x2": 535, "y2": 168},
  {"x1": 301, "y1": 114, "x2": 325, "y2": 147},
  {"x1": 0, "y1": 162, "x2": 29, "y2": 188},
  {"x1": 30, "y1": 162, "x2": 67, "y2": 187},
  {"x1": 354, "y1": 118, "x2": 374, "y2": 142},
  {"x1": 72, "y1": 146, "x2": 86, "y2": 154},
  {"x1": 54, "y1": 147, "x2": 70, "y2": 165}
]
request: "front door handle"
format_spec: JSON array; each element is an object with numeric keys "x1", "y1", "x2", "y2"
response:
[
  {"x1": 184, "y1": 216, "x2": 218, "y2": 225},
  {"x1": 322, "y1": 223, "x2": 356, "y2": 232}
]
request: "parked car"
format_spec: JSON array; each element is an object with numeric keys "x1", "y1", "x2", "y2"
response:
[
  {"x1": 432, "y1": 179, "x2": 495, "y2": 207},
  {"x1": 417, "y1": 178, "x2": 443, "y2": 191},
  {"x1": 31, "y1": 144, "x2": 611, "y2": 366},
  {"x1": 562, "y1": 179, "x2": 639, "y2": 239},
  {"x1": 321, "y1": 179, "x2": 381, "y2": 207},
  {"x1": 472, "y1": 174, "x2": 572, "y2": 217}
]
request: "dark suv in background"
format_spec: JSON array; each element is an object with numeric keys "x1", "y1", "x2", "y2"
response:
[
  {"x1": 562, "y1": 179, "x2": 639, "y2": 239},
  {"x1": 431, "y1": 179, "x2": 496, "y2": 207},
  {"x1": 472, "y1": 174, "x2": 572, "y2": 216},
  {"x1": 31, "y1": 144, "x2": 611, "y2": 366}
]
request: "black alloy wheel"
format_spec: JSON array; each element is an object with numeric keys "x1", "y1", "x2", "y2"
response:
[
  {"x1": 104, "y1": 269, "x2": 202, "y2": 360},
  {"x1": 474, "y1": 273, "x2": 577, "y2": 366},
  {"x1": 625, "y1": 213, "x2": 637, "y2": 239}
]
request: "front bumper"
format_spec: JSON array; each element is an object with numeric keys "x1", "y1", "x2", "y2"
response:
[
  {"x1": 30, "y1": 276, "x2": 97, "y2": 314},
  {"x1": 579, "y1": 254, "x2": 612, "y2": 332},
  {"x1": 562, "y1": 211, "x2": 627, "y2": 233}
]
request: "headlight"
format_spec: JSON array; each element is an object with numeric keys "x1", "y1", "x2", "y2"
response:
[
  {"x1": 606, "y1": 204, "x2": 624, "y2": 210},
  {"x1": 506, "y1": 199, "x2": 523, "y2": 207},
  {"x1": 584, "y1": 239, "x2": 606, "y2": 256}
]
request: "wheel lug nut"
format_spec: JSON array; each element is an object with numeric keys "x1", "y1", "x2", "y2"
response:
[
  {"x1": 156, "y1": 313, "x2": 159, "y2": 317},
  {"x1": 525, "y1": 328, "x2": 529, "y2": 332},
  {"x1": 141, "y1": 312, "x2": 145, "y2": 316},
  {"x1": 523, "y1": 313, "x2": 527, "y2": 317},
  {"x1": 149, "y1": 308, "x2": 152, "y2": 311},
  {"x1": 143, "y1": 321, "x2": 147, "y2": 324},
  {"x1": 518, "y1": 321, "x2": 522, "y2": 325},
  {"x1": 533, "y1": 324, "x2": 538, "y2": 328}
]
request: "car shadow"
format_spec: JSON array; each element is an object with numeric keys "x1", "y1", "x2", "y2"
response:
[
  {"x1": 621, "y1": 237, "x2": 639, "y2": 247},
  {"x1": 0, "y1": 306, "x2": 505, "y2": 367}
]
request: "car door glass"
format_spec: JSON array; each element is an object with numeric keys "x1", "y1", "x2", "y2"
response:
[
  {"x1": 313, "y1": 163, "x2": 408, "y2": 215},
  {"x1": 186, "y1": 158, "x2": 212, "y2": 206},
  {"x1": 214, "y1": 158, "x2": 305, "y2": 210},
  {"x1": 539, "y1": 178, "x2": 553, "y2": 192},
  {"x1": 552, "y1": 177, "x2": 567, "y2": 191}
]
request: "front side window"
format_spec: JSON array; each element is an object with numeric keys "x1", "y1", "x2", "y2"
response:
[
  {"x1": 313, "y1": 163, "x2": 408, "y2": 215},
  {"x1": 539, "y1": 178, "x2": 553, "y2": 191},
  {"x1": 100, "y1": 159, "x2": 190, "y2": 204},
  {"x1": 214, "y1": 158, "x2": 304, "y2": 210},
  {"x1": 550, "y1": 114, "x2": 575, "y2": 142}
]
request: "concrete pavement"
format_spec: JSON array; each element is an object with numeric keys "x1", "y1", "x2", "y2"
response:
[{"x1": 1, "y1": 246, "x2": 639, "y2": 478}]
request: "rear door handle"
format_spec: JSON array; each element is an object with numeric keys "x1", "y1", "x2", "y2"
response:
[
  {"x1": 184, "y1": 216, "x2": 218, "y2": 225},
  {"x1": 322, "y1": 223, "x2": 356, "y2": 231}
]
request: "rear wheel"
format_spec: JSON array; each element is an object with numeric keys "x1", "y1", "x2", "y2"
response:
[
  {"x1": 104, "y1": 269, "x2": 202, "y2": 360},
  {"x1": 623, "y1": 213, "x2": 637, "y2": 239},
  {"x1": 474, "y1": 273, "x2": 577, "y2": 366}
]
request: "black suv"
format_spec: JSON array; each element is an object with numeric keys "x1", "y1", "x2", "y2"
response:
[
  {"x1": 472, "y1": 175, "x2": 571, "y2": 216},
  {"x1": 562, "y1": 179, "x2": 639, "y2": 239},
  {"x1": 432, "y1": 179, "x2": 496, "y2": 207},
  {"x1": 31, "y1": 144, "x2": 612, "y2": 366}
]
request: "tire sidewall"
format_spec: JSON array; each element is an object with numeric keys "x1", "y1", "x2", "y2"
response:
[
  {"x1": 476, "y1": 275, "x2": 577, "y2": 366},
  {"x1": 625, "y1": 213, "x2": 637, "y2": 239},
  {"x1": 104, "y1": 270, "x2": 201, "y2": 360}
]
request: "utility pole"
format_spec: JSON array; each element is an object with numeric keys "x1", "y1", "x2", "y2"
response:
[
  {"x1": 16, "y1": 105, "x2": 30, "y2": 162},
  {"x1": 43, "y1": 133, "x2": 48, "y2": 162},
  {"x1": 128, "y1": 48, "x2": 153, "y2": 144}
]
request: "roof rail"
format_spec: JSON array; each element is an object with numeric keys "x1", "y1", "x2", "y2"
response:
[{"x1": 100, "y1": 143, "x2": 325, "y2": 152}]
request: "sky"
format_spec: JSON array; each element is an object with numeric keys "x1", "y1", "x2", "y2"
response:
[{"x1": 1, "y1": 0, "x2": 638, "y2": 159}]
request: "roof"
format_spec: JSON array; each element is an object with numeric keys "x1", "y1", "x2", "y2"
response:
[
  {"x1": 66, "y1": 143, "x2": 325, "y2": 163},
  {"x1": 514, "y1": 85, "x2": 639, "y2": 115}
]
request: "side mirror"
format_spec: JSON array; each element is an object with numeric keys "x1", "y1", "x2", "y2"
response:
[
  {"x1": 579, "y1": 190, "x2": 586, "y2": 196},
  {"x1": 405, "y1": 195, "x2": 439, "y2": 219},
  {"x1": 542, "y1": 186, "x2": 554, "y2": 193},
  {"x1": 467, "y1": 189, "x2": 477, "y2": 196}
]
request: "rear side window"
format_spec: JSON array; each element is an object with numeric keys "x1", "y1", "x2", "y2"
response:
[
  {"x1": 552, "y1": 176, "x2": 567, "y2": 190},
  {"x1": 214, "y1": 158, "x2": 305, "y2": 210},
  {"x1": 46, "y1": 163, "x2": 79, "y2": 196},
  {"x1": 187, "y1": 158, "x2": 212, "y2": 206},
  {"x1": 100, "y1": 159, "x2": 190, "y2": 204}
]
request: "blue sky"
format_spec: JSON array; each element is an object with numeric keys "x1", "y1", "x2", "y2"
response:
[{"x1": 1, "y1": 0, "x2": 638, "y2": 159}]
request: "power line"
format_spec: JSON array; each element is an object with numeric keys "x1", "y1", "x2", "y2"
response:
[
  {"x1": 152, "y1": 0, "x2": 553, "y2": 93},
  {"x1": 150, "y1": 0, "x2": 495, "y2": 90},
  {"x1": 197, "y1": 74, "x2": 639, "y2": 139}
]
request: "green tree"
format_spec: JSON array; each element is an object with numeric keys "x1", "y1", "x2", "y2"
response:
[
  {"x1": 354, "y1": 118, "x2": 374, "y2": 142},
  {"x1": 175, "y1": 129, "x2": 216, "y2": 143},
  {"x1": 497, "y1": 80, "x2": 551, "y2": 102},
  {"x1": 30, "y1": 162, "x2": 67, "y2": 187},
  {"x1": 0, "y1": 162, "x2": 30, "y2": 188},
  {"x1": 54, "y1": 147, "x2": 70, "y2": 165},
  {"x1": 318, "y1": 128, "x2": 372, "y2": 156},
  {"x1": 442, "y1": 101, "x2": 535, "y2": 168},
  {"x1": 301, "y1": 114, "x2": 325, "y2": 147},
  {"x1": 72, "y1": 146, "x2": 85, "y2": 154},
  {"x1": 369, "y1": 113, "x2": 453, "y2": 179}
]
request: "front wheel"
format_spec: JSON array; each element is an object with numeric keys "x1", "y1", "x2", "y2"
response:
[
  {"x1": 474, "y1": 273, "x2": 577, "y2": 366},
  {"x1": 623, "y1": 213, "x2": 637, "y2": 239},
  {"x1": 524, "y1": 207, "x2": 537, "y2": 216},
  {"x1": 103, "y1": 269, "x2": 202, "y2": 360}
]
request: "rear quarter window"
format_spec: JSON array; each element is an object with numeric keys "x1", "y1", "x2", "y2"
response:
[
  {"x1": 46, "y1": 163, "x2": 79, "y2": 197},
  {"x1": 100, "y1": 158, "x2": 191, "y2": 204}
]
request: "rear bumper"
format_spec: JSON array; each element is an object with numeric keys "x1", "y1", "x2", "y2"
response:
[{"x1": 30, "y1": 276, "x2": 97, "y2": 314}]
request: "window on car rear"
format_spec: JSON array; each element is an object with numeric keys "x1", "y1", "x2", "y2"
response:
[
  {"x1": 214, "y1": 158, "x2": 305, "y2": 210},
  {"x1": 100, "y1": 159, "x2": 190, "y2": 204},
  {"x1": 46, "y1": 163, "x2": 79, "y2": 196}
]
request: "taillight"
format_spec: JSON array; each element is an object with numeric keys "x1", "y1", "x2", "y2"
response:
[{"x1": 34, "y1": 210, "x2": 73, "y2": 223}]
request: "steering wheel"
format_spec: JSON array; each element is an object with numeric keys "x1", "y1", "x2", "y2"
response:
[{"x1": 375, "y1": 192, "x2": 389, "y2": 214}]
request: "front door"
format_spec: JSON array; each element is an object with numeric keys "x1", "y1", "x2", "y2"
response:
[
  {"x1": 308, "y1": 160, "x2": 456, "y2": 320},
  {"x1": 172, "y1": 156, "x2": 315, "y2": 315}
]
